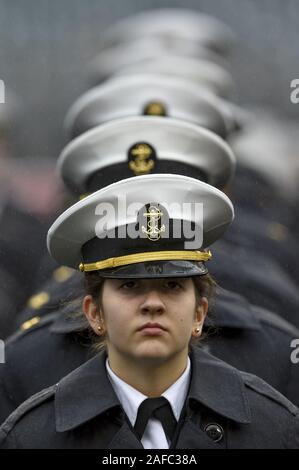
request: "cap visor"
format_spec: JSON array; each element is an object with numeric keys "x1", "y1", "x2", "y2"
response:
[{"x1": 93, "y1": 260, "x2": 208, "y2": 278}]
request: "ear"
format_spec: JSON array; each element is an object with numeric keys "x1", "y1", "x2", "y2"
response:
[
  {"x1": 82, "y1": 295, "x2": 105, "y2": 336},
  {"x1": 192, "y1": 297, "x2": 209, "y2": 338}
]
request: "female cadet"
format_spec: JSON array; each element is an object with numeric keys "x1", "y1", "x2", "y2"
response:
[
  {"x1": 2, "y1": 117, "x2": 299, "y2": 428},
  {"x1": 0, "y1": 174, "x2": 298, "y2": 449}
]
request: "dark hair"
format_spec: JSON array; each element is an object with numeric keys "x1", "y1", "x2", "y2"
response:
[{"x1": 83, "y1": 270, "x2": 216, "y2": 352}]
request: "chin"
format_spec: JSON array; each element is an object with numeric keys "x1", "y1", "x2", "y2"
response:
[{"x1": 133, "y1": 343, "x2": 175, "y2": 363}]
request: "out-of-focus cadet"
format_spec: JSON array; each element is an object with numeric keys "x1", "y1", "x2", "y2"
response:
[
  {"x1": 112, "y1": 56, "x2": 234, "y2": 99},
  {"x1": 96, "y1": 8, "x2": 234, "y2": 56},
  {"x1": 231, "y1": 108, "x2": 299, "y2": 206},
  {"x1": 1, "y1": 174, "x2": 299, "y2": 449},
  {"x1": 88, "y1": 8, "x2": 235, "y2": 98},
  {"x1": 229, "y1": 108, "x2": 299, "y2": 235},
  {"x1": 0, "y1": 98, "x2": 65, "y2": 339},
  {"x1": 65, "y1": 75, "x2": 236, "y2": 140},
  {"x1": 210, "y1": 104, "x2": 299, "y2": 309},
  {"x1": 2, "y1": 116, "x2": 299, "y2": 425},
  {"x1": 90, "y1": 37, "x2": 228, "y2": 84}
]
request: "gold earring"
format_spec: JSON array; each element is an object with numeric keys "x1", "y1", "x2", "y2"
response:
[
  {"x1": 194, "y1": 327, "x2": 200, "y2": 334},
  {"x1": 97, "y1": 325, "x2": 103, "y2": 332}
]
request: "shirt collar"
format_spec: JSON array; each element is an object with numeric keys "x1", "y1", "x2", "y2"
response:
[
  {"x1": 106, "y1": 357, "x2": 191, "y2": 426},
  {"x1": 55, "y1": 347, "x2": 251, "y2": 432}
]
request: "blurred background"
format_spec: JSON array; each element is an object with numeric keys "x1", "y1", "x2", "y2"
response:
[{"x1": 0, "y1": 0, "x2": 299, "y2": 159}]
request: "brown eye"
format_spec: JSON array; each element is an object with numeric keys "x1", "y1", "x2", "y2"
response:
[
  {"x1": 165, "y1": 280, "x2": 183, "y2": 290},
  {"x1": 120, "y1": 281, "x2": 139, "y2": 290}
]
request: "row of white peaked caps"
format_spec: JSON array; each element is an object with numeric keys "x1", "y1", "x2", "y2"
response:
[
  {"x1": 96, "y1": 9, "x2": 235, "y2": 56},
  {"x1": 90, "y1": 8, "x2": 235, "y2": 96},
  {"x1": 48, "y1": 8, "x2": 237, "y2": 269}
]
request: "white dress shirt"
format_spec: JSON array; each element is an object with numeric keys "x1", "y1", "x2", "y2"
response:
[{"x1": 106, "y1": 357, "x2": 191, "y2": 449}]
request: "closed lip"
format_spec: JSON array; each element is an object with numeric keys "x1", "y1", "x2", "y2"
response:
[{"x1": 137, "y1": 323, "x2": 167, "y2": 331}]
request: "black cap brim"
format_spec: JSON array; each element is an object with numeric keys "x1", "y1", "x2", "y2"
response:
[{"x1": 95, "y1": 260, "x2": 208, "y2": 279}]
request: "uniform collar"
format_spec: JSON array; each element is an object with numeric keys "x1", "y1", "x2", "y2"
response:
[
  {"x1": 55, "y1": 347, "x2": 251, "y2": 432},
  {"x1": 55, "y1": 352, "x2": 121, "y2": 432},
  {"x1": 187, "y1": 347, "x2": 251, "y2": 424}
]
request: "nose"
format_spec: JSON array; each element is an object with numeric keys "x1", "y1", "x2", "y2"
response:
[{"x1": 140, "y1": 289, "x2": 166, "y2": 315}]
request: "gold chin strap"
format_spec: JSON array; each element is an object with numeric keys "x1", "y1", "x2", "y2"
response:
[
  {"x1": 79, "y1": 250, "x2": 212, "y2": 272},
  {"x1": 79, "y1": 193, "x2": 90, "y2": 201}
]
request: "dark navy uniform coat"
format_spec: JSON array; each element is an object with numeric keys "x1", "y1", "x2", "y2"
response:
[
  {"x1": 0, "y1": 202, "x2": 51, "y2": 338},
  {"x1": 211, "y1": 240, "x2": 299, "y2": 326},
  {"x1": 0, "y1": 347, "x2": 298, "y2": 449},
  {"x1": 1, "y1": 286, "x2": 299, "y2": 424}
]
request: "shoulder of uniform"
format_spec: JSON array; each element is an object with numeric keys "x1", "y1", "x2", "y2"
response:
[
  {"x1": 6, "y1": 312, "x2": 60, "y2": 345},
  {"x1": 241, "y1": 371, "x2": 299, "y2": 416},
  {"x1": 251, "y1": 304, "x2": 299, "y2": 337},
  {"x1": 0, "y1": 385, "x2": 57, "y2": 437}
]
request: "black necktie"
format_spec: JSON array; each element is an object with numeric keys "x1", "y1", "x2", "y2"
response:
[{"x1": 134, "y1": 397, "x2": 177, "y2": 443}]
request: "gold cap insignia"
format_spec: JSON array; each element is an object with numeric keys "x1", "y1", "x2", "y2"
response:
[
  {"x1": 128, "y1": 142, "x2": 156, "y2": 175},
  {"x1": 143, "y1": 101, "x2": 167, "y2": 117},
  {"x1": 141, "y1": 204, "x2": 166, "y2": 241}
]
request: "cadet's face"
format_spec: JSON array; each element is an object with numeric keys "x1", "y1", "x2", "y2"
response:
[{"x1": 85, "y1": 277, "x2": 207, "y2": 364}]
